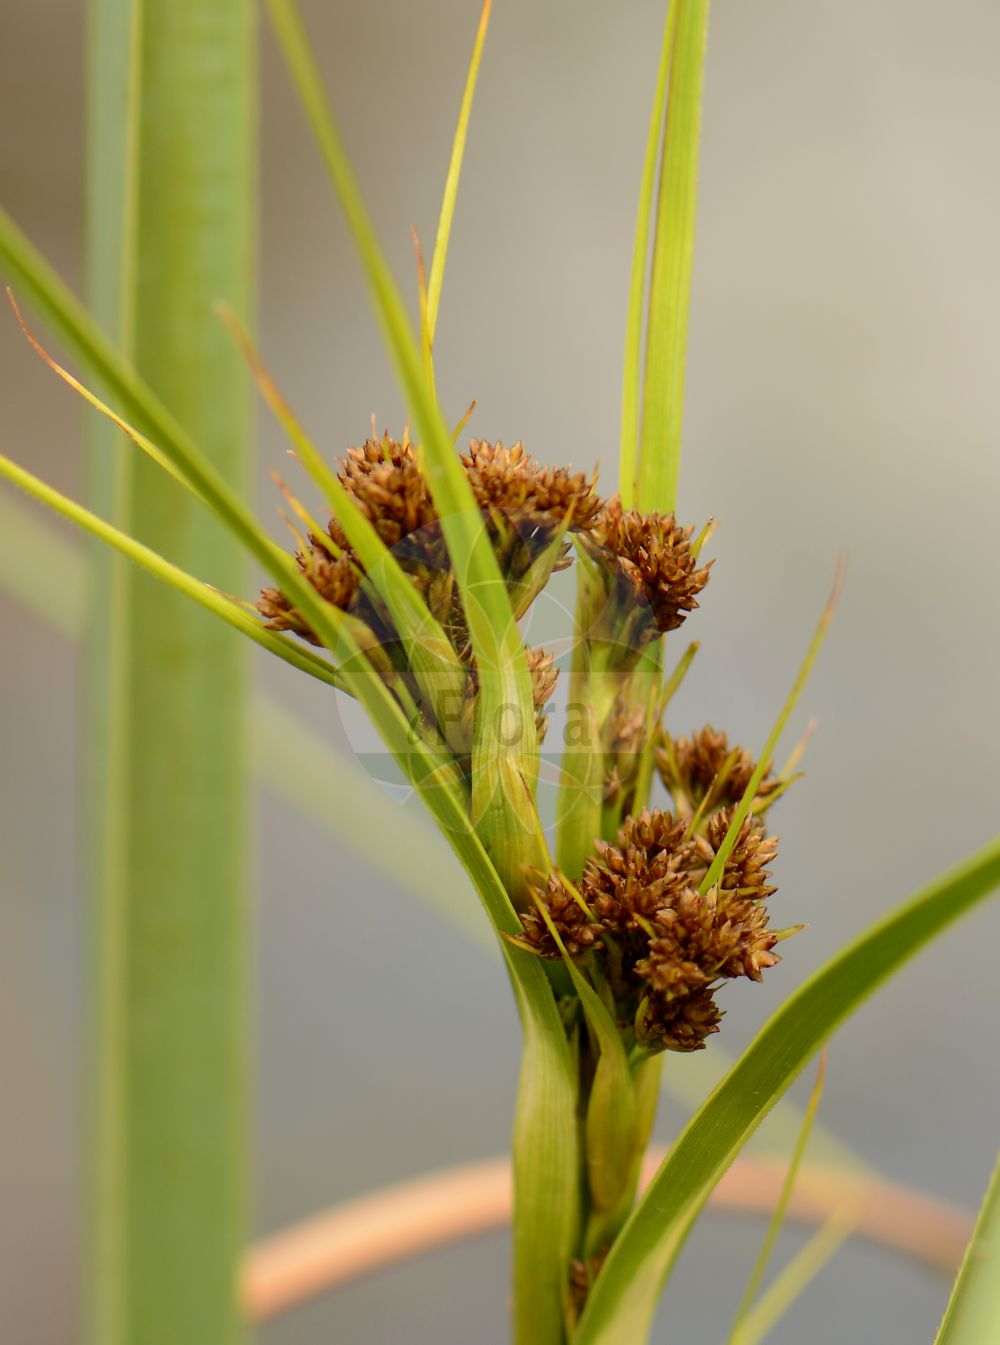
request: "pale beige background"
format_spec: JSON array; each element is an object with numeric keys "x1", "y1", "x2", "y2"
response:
[{"x1": 2, "y1": 1, "x2": 1000, "y2": 1342}]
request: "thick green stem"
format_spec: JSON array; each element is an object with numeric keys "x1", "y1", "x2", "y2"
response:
[{"x1": 85, "y1": 4, "x2": 254, "y2": 1343}]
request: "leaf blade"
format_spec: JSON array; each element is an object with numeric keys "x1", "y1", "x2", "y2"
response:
[
  {"x1": 726, "y1": 1050, "x2": 829, "y2": 1344},
  {"x1": 263, "y1": 0, "x2": 540, "y2": 899},
  {"x1": 637, "y1": 0, "x2": 709, "y2": 515},
  {"x1": 618, "y1": 1, "x2": 677, "y2": 508},
  {"x1": 934, "y1": 1153, "x2": 1000, "y2": 1345},
  {"x1": 426, "y1": 0, "x2": 492, "y2": 345}
]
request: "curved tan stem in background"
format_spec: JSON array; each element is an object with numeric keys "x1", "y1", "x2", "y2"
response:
[{"x1": 243, "y1": 1152, "x2": 973, "y2": 1322}]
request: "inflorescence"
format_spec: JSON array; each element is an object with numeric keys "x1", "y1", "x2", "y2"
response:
[{"x1": 259, "y1": 432, "x2": 794, "y2": 1057}]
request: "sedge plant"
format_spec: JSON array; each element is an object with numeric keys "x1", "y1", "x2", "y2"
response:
[{"x1": 2, "y1": 3, "x2": 1000, "y2": 1344}]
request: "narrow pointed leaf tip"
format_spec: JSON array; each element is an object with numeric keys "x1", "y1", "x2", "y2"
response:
[
  {"x1": 701, "y1": 554, "x2": 844, "y2": 895},
  {"x1": 934, "y1": 1152, "x2": 1000, "y2": 1345},
  {"x1": 7, "y1": 288, "x2": 193, "y2": 493},
  {"x1": 425, "y1": 0, "x2": 493, "y2": 345},
  {"x1": 0, "y1": 449, "x2": 342, "y2": 690},
  {"x1": 618, "y1": 0, "x2": 677, "y2": 508},
  {"x1": 726, "y1": 1048, "x2": 830, "y2": 1345}
]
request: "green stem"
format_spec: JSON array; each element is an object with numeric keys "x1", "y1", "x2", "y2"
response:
[{"x1": 85, "y1": 4, "x2": 254, "y2": 1343}]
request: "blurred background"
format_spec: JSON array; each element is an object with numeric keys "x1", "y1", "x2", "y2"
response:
[{"x1": 2, "y1": 0, "x2": 999, "y2": 1341}]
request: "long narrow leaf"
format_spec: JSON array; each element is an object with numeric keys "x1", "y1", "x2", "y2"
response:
[
  {"x1": 934, "y1": 1152, "x2": 1000, "y2": 1345},
  {"x1": 217, "y1": 306, "x2": 468, "y2": 745},
  {"x1": 727, "y1": 1051, "x2": 829, "y2": 1344},
  {"x1": 263, "y1": 0, "x2": 541, "y2": 905},
  {"x1": 575, "y1": 833, "x2": 1000, "y2": 1345},
  {"x1": 732, "y1": 1214, "x2": 854, "y2": 1345},
  {"x1": 637, "y1": 0, "x2": 709, "y2": 514},
  {"x1": 0, "y1": 453, "x2": 341, "y2": 689},
  {"x1": 425, "y1": 0, "x2": 492, "y2": 346},
  {"x1": 82, "y1": 3, "x2": 256, "y2": 1342},
  {"x1": 618, "y1": 1, "x2": 676, "y2": 507}
]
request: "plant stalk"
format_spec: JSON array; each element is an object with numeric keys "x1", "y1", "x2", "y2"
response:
[{"x1": 85, "y1": 3, "x2": 255, "y2": 1342}]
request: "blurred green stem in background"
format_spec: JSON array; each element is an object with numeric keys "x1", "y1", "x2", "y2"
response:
[{"x1": 85, "y1": 3, "x2": 254, "y2": 1343}]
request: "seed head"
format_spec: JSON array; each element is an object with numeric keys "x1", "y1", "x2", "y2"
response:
[
  {"x1": 519, "y1": 806, "x2": 789, "y2": 1054},
  {"x1": 581, "y1": 809, "x2": 695, "y2": 934},
  {"x1": 330, "y1": 433, "x2": 438, "y2": 552},
  {"x1": 520, "y1": 871, "x2": 602, "y2": 959},
  {"x1": 592, "y1": 498, "x2": 711, "y2": 634},
  {"x1": 702, "y1": 807, "x2": 779, "y2": 908},
  {"x1": 526, "y1": 645, "x2": 559, "y2": 711},
  {"x1": 658, "y1": 724, "x2": 778, "y2": 814},
  {"x1": 256, "y1": 547, "x2": 361, "y2": 644},
  {"x1": 462, "y1": 439, "x2": 603, "y2": 532},
  {"x1": 638, "y1": 987, "x2": 722, "y2": 1053}
]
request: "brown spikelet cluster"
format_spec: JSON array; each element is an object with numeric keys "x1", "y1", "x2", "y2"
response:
[
  {"x1": 569, "y1": 1248, "x2": 609, "y2": 1317},
  {"x1": 708, "y1": 809, "x2": 778, "y2": 899},
  {"x1": 521, "y1": 807, "x2": 783, "y2": 1053},
  {"x1": 658, "y1": 725, "x2": 779, "y2": 815},
  {"x1": 593, "y1": 497, "x2": 712, "y2": 634},
  {"x1": 462, "y1": 439, "x2": 602, "y2": 532},
  {"x1": 328, "y1": 434, "x2": 438, "y2": 553},
  {"x1": 256, "y1": 432, "x2": 610, "y2": 652},
  {"x1": 254, "y1": 422, "x2": 797, "y2": 1060},
  {"x1": 526, "y1": 646, "x2": 559, "y2": 744},
  {"x1": 257, "y1": 545, "x2": 361, "y2": 645},
  {"x1": 256, "y1": 432, "x2": 435, "y2": 643},
  {"x1": 601, "y1": 694, "x2": 648, "y2": 814},
  {"x1": 521, "y1": 871, "x2": 602, "y2": 959}
]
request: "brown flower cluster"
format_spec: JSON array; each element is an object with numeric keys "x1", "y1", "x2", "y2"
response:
[
  {"x1": 257, "y1": 433, "x2": 442, "y2": 646},
  {"x1": 258, "y1": 435, "x2": 711, "y2": 653},
  {"x1": 600, "y1": 694, "x2": 648, "y2": 815},
  {"x1": 257, "y1": 432, "x2": 606, "y2": 647},
  {"x1": 330, "y1": 434, "x2": 437, "y2": 552},
  {"x1": 257, "y1": 427, "x2": 788, "y2": 1055},
  {"x1": 461, "y1": 439, "x2": 603, "y2": 533},
  {"x1": 657, "y1": 724, "x2": 780, "y2": 817},
  {"x1": 590, "y1": 497, "x2": 712, "y2": 636},
  {"x1": 522, "y1": 803, "x2": 783, "y2": 1054},
  {"x1": 257, "y1": 544, "x2": 361, "y2": 646},
  {"x1": 257, "y1": 431, "x2": 717, "y2": 813}
]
